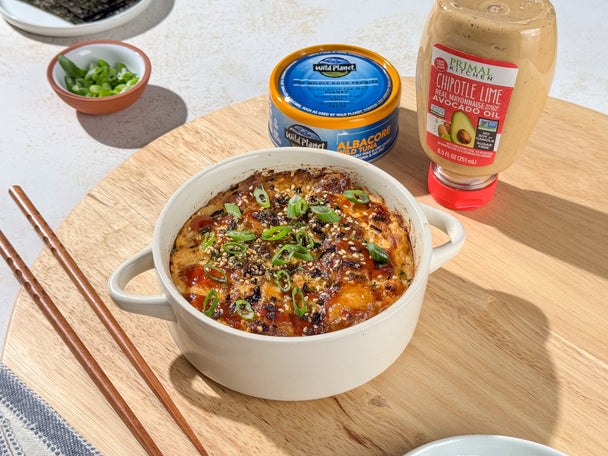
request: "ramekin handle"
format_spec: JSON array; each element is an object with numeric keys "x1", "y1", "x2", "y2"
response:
[
  {"x1": 108, "y1": 245, "x2": 175, "y2": 321},
  {"x1": 421, "y1": 204, "x2": 466, "y2": 273}
]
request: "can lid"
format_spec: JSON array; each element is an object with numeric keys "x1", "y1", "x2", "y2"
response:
[
  {"x1": 269, "y1": 44, "x2": 401, "y2": 129},
  {"x1": 427, "y1": 164, "x2": 497, "y2": 210}
]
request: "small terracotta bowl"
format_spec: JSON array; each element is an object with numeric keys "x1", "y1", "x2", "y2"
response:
[{"x1": 47, "y1": 40, "x2": 151, "y2": 115}]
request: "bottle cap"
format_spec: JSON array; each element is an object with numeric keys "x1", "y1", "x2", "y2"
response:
[{"x1": 427, "y1": 164, "x2": 497, "y2": 210}]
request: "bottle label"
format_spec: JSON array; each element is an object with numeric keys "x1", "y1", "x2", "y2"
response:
[{"x1": 425, "y1": 44, "x2": 518, "y2": 167}]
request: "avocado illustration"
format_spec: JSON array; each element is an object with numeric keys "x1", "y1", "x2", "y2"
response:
[{"x1": 450, "y1": 111, "x2": 476, "y2": 148}]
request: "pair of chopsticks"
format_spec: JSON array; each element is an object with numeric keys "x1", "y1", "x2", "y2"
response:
[{"x1": 0, "y1": 186, "x2": 209, "y2": 456}]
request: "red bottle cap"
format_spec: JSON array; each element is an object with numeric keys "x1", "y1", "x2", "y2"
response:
[{"x1": 427, "y1": 165, "x2": 497, "y2": 210}]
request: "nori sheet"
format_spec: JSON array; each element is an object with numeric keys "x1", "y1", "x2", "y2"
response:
[
  {"x1": 19, "y1": 0, "x2": 140, "y2": 24},
  {"x1": 57, "y1": 0, "x2": 131, "y2": 21}
]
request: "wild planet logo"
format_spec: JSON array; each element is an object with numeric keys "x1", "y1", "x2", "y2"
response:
[
  {"x1": 284, "y1": 125, "x2": 327, "y2": 149},
  {"x1": 313, "y1": 56, "x2": 356, "y2": 77}
]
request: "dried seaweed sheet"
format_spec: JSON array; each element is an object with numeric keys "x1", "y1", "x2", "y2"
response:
[
  {"x1": 57, "y1": 0, "x2": 132, "y2": 21},
  {"x1": 18, "y1": 0, "x2": 140, "y2": 24},
  {"x1": 19, "y1": 0, "x2": 82, "y2": 23}
]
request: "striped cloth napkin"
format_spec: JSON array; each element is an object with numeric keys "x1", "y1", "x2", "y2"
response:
[{"x1": 0, "y1": 362, "x2": 101, "y2": 456}]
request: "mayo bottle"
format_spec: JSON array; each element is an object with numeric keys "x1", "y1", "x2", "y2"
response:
[{"x1": 416, "y1": 0, "x2": 557, "y2": 209}]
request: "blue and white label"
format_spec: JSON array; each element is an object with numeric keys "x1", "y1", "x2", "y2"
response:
[
  {"x1": 269, "y1": 103, "x2": 399, "y2": 161},
  {"x1": 280, "y1": 51, "x2": 392, "y2": 118}
]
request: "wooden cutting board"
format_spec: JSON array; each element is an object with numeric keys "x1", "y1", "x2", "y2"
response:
[{"x1": 3, "y1": 78, "x2": 607, "y2": 456}]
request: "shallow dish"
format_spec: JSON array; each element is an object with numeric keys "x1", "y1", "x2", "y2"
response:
[
  {"x1": 0, "y1": 0, "x2": 153, "y2": 37},
  {"x1": 47, "y1": 40, "x2": 151, "y2": 115},
  {"x1": 404, "y1": 435, "x2": 569, "y2": 456},
  {"x1": 108, "y1": 147, "x2": 466, "y2": 400}
]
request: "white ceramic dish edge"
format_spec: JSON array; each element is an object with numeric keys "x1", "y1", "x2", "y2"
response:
[
  {"x1": 0, "y1": 0, "x2": 153, "y2": 37},
  {"x1": 404, "y1": 435, "x2": 570, "y2": 456}
]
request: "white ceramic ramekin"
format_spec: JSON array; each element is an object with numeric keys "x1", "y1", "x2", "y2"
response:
[{"x1": 108, "y1": 147, "x2": 465, "y2": 401}]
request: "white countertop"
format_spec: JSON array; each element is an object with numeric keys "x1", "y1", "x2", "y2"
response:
[{"x1": 1, "y1": 0, "x2": 606, "y2": 347}]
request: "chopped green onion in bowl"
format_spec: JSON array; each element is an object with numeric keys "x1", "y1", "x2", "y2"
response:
[{"x1": 58, "y1": 54, "x2": 140, "y2": 98}]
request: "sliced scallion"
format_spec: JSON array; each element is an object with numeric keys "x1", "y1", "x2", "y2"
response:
[
  {"x1": 310, "y1": 205, "x2": 340, "y2": 223},
  {"x1": 292, "y1": 286, "x2": 306, "y2": 318},
  {"x1": 287, "y1": 195, "x2": 308, "y2": 219},
  {"x1": 223, "y1": 241, "x2": 247, "y2": 255},
  {"x1": 203, "y1": 264, "x2": 227, "y2": 282},
  {"x1": 261, "y1": 225, "x2": 292, "y2": 241},
  {"x1": 224, "y1": 203, "x2": 242, "y2": 219},
  {"x1": 344, "y1": 189, "x2": 370, "y2": 204},
  {"x1": 290, "y1": 244, "x2": 313, "y2": 261},
  {"x1": 366, "y1": 242, "x2": 390, "y2": 264},
  {"x1": 202, "y1": 289, "x2": 218, "y2": 317},
  {"x1": 226, "y1": 230, "x2": 256, "y2": 242},
  {"x1": 295, "y1": 228, "x2": 314, "y2": 249},
  {"x1": 271, "y1": 244, "x2": 312, "y2": 265},
  {"x1": 253, "y1": 186, "x2": 270, "y2": 208},
  {"x1": 275, "y1": 270, "x2": 291, "y2": 292},
  {"x1": 271, "y1": 244, "x2": 295, "y2": 266},
  {"x1": 235, "y1": 299, "x2": 254, "y2": 320},
  {"x1": 200, "y1": 231, "x2": 215, "y2": 251}
]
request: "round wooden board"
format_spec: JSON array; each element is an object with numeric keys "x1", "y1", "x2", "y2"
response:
[{"x1": 3, "y1": 78, "x2": 607, "y2": 456}]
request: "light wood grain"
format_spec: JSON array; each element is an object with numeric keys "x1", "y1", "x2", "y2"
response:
[{"x1": 3, "y1": 78, "x2": 607, "y2": 456}]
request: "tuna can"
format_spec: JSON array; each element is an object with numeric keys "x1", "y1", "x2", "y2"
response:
[{"x1": 268, "y1": 44, "x2": 401, "y2": 161}]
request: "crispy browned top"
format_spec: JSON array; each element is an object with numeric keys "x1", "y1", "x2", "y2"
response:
[{"x1": 170, "y1": 168, "x2": 414, "y2": 336}]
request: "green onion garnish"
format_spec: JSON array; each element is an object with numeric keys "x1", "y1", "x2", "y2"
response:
[
  {"x1": 290, "y1": 244, "x2": 313, "y2": 261},
  {"x1": 203, "y1": 264, "x2": 227, "y2": 282},
  {"x1": 235, "y1": 299, "x2": 254, "y2": 320},
  {"x1": 223, "y1": 241, "x2": 247, "y2": 255},
  {"x1": 292, "y1": 286, "x2": 306, "y2": 318},
  {"x1": 287, "y1": 195, "x2": 308, "y2": 219},
  {"x1": 202, "y1": 289, "x2": 218, "y2": 317},
  {"x1": 344, "y1": 189, "x2": 370, "y2": 204},
  {"x1": 310, "y1": 205, "x2": 340, "y2": 223},
  {"x1": 226, "y1": 230, "x2": 256, "y2": 242},
  {"x1": 253, "y1": 186, "x2": 270, "y2": 208},
  {"x1": 200, "y1": 231, "x2": 215, "y2": 250},
  {"x1": 224, "y1": 203, "x2": 242, "y2": 219},
  {"x1": 275, "y1": 270, "x2": 291, "y2": 292},
  {"x1": 271, "y1": 244, "x2": 295, "y2": 266},
  {"x1": 261, "y1": 225, "x2": 292, "y2": 241},
  {"x1": 58, "y1": 54, "x2": 140, "y2": 98},
  {"x1": 271, "y1": 244, "x2": 313, "y2": 266},
  {"x1": 366, "y1": 242, "x2": 390, "y2": 264},
  {"x1": 295, "y1": 228, "x2": 314, "y2": 249}
]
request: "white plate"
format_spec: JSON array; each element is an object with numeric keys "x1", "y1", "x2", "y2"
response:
[
  {"x1": 404, "y1": 435, "x2": 569, "y2": 456},
  {"x1": 0, "y1": 0, "x2": 154, "y2": 36}
]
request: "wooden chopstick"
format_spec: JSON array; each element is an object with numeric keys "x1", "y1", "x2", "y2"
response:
[
  {"x1": 9, "y1": 185, "x2": 209, "y2": 456},
  {"x1": 0, "y1": 229, "x2": 163, "y2": 456}
]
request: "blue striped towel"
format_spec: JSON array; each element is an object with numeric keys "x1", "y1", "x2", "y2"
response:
[{"x1": 0, "y1": 362, "x2": 101, "y2": 456}]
